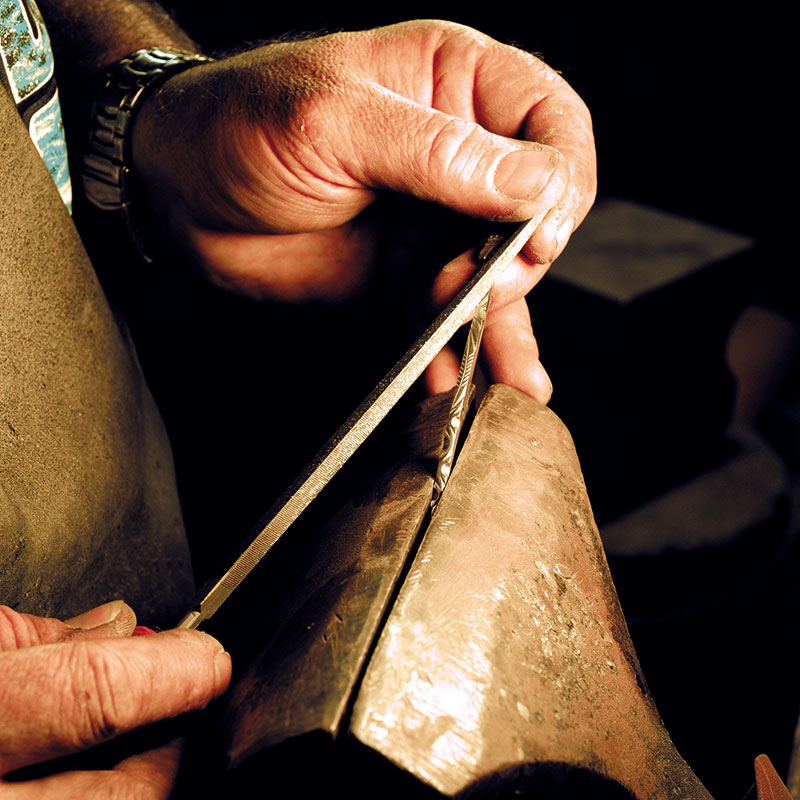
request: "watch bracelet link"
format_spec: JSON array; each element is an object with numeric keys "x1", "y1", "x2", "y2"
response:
[{"x1": 83, "y1": 47, "x2": 214, "y2": 261}]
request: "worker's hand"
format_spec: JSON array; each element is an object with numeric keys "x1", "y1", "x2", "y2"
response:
[
  {"x1": 132, "y1": 20, "x2": 596, "y2": 403},
  {"x1": 0, "y1": 601, "x2": 230, "y2": 798}
]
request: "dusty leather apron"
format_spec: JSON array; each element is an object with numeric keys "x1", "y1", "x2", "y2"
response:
[{"x1": 0, "y1": 84, "x2": 193, "y2": 625}]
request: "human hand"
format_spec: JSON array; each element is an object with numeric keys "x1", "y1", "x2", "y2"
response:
[
  {"x1": 132, "y1": 20, "x2": 596, "y2": 402},
  {"x1": 0, "y1": 601, "x2": 230, "y2": 798}
]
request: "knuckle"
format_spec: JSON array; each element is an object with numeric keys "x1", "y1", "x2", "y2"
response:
[
  {"x1": 255, "y1": 43, "x2": 359, "y2": 174},
  {"x1": 425, "y1": 118, "x2": 485, "y2": 186},
  {"x1": 62, "y1": 644, "x2": 140, "y2": 748},
  {"x1": 0, "y1": 605, "x2": 26, "y2": 650},
  {"x1": 0, "y1": 605, "x2": 48, "y2": 651},
  {"x1": 421, "y1": 18, "x2": 488, "y2": 46},
  {"x1": 258, "y1": 39, "x2": 350, "y2": 120}
]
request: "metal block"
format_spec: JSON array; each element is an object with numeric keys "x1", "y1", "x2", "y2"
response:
[
  {"x1": 224, "y1": 393, "x2": 449, "y2": 766},
  {"x1": 223, "y1": 385, "x2": 711, "y2": 798}
]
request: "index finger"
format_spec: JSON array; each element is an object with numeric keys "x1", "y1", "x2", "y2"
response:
[
  {"x1": 0, "y1": 631, "x2": 230, "y2": 775},
  {"x1": 430, "y1": 245, "x2": 550, "y2": 319}
]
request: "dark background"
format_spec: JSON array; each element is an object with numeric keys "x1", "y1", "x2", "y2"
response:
[{"x1": 121, "y1": 4, "x2": 796, "y2": 798}]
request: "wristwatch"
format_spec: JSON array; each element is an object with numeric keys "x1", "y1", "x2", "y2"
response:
[{"x1": 83, "y1": 47, "x2": 214, "y2": 259}]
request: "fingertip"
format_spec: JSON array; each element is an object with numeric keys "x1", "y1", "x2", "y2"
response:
[
  {"x1": 425, "y1": 346, "x2": 461, "y2": 395},
  {"x1": 522, "y1": 215, "x2": 573, "y2": 267},
  {"x1": 479, "y1": 298, "x2": 552, "y2": 404},
  {"x1": 494, "y1": 357, "x2": 553, "y2": 405},
  {"x1": 430, "y1": 251, "x2": 476, "y2": 309},
  {"x1": 111, "y1": 604, "x2": 138, "y2": 637},
  {"x1": 64, "y1": 600, "x2": 137, "y2": 638},
  {"x1": 114, "y1": 738, "x2": 184, "y2": 794},
  {"x1": 162, "y1": 628, "x2": 232, "y2": 695},
  {"x1": 529, "y1": 360, "x2": 554, "y2": 405},
  {"x1": 553, "y1": 218, "x2": 575, "y2": 260},
  {"x1": 214, "y1": 648, "x2": 233, "y2": 695}
]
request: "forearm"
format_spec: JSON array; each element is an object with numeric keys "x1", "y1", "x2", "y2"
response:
[
  {"x1": 36, "y1": 0, "x2": 196, "y2": 70},
  {"x1": 36, "y1": 0, "x2": 199, "y2": 151}
]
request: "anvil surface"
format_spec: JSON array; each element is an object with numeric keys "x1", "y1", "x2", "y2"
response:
[
  {"x1": 352, "y1": 385, "x2": 710, "y2": 798},
  {"x1": 223, "y1": 386, "x2": 711, "y2": 798}
]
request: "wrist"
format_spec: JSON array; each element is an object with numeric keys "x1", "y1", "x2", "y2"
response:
[
  {"x1": 130, "y1": 52, "x2": 291, "y2": 239},
  {"x1": 82, "y1": 47, "x2": 214, "y2": 261}
]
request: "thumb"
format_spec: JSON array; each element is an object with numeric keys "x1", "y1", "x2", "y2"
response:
[
  {"x1": 343, "y1": 90, "x2": 562, "y2": 219},
  {"x1": 1, "y1": 739, "x2": 184, "y2": 800},
  {"x1": 0, "y1": 601, "x2": 135, "y2": 652},
  {"x1": 63, "y1": 600, "x2": 138, "y2": 641}
]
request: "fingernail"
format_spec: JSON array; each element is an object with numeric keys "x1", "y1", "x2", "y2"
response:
[
  {"x1": 494, "y1": 147, "x2": 559, "y2": 201},
  {"x1": 133, "y1": 626, "x2": 157, "y2": 636},
  {"x1": 65, "y1": 599, "x2": 126, "y2": 630},
  {"x1": 553, "y1": 218, "x2": 575, "y2": 259},
  {"x1": 533, "y1": 361, "x2": 553, "y2": 404},
  {"x1": 214, "y1": 649, "x2": 232, "y2": 692}
]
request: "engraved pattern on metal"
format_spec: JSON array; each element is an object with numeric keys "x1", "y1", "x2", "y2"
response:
[
  {"x1": 176, "y1": 215, "x2": 543, "y2": 629},
  {"x1": 431, "y1": 232, "x2": 505, "y2": 511},
  {"x1": 430, "y1": 288, "x2": 491, "y2": 512}
]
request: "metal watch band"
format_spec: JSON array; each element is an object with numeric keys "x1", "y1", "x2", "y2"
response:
[{"x1": 83, "y1": 47, "x2": 214, "y2": 257}]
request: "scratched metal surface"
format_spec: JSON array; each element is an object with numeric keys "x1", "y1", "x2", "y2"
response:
[
  {"x1": 224, "y1": 392, "x2": 451, "y2": 768},
  {"x1": 350, "y1": 385, "x2": 712, "y2": 799}
]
